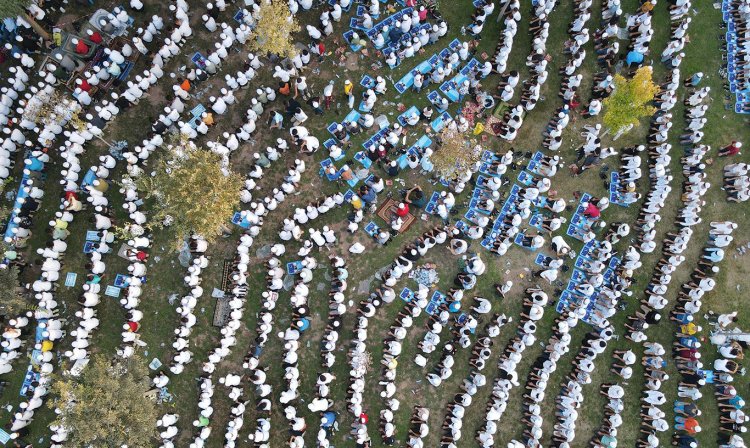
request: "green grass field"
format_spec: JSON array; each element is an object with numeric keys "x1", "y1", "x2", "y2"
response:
[{"x1": 1, "y1": 0, "x2": 749, "y2": 447}]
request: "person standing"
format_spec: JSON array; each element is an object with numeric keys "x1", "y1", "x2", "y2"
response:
[
  {"x1": 344, "y1": 79, "x2": 354, "y2": 109},
  {"x1": 323, "y1": 80, "x2": 334, "y2": 110}
]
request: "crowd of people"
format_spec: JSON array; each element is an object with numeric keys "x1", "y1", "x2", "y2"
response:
[
  {"x1": 475, "y1": 286, "x2": 548, "y2": 447},
  {"x1": 306, "y1": 256, "x2": 349, "y2": 447},
  {"x1": 421, "y1": 254, "x2": 486, "y2": 380},
  {"x1": 724, "y1": 155, "x2": 749, "y2": 202},
  {"x1": 589, "y1": 350, "x2": 634, "y2": 447},
  {"x1": 348, "y1": 225, "x2": 453, "y2": 447},
  {"x1": 438, "y1": 310, "x2": 508, "y2": 448},
  {"x1": 0, "y1": 0, "x2": 747, "y2": 446},
  {"x1": 221, "y1": 256, "x2": 283, "y2": 448},
  {"x1": 665, "y1": 223, "x2": 738, "y2": 447},
  {"x1": 3, "y1": 0, "x2": 196, "y2": 440},
  {"x1": 615, "y1": 7, "x2": 737, "y2": 442},
  {"x1": 621, "y1": 221, "x2": 736, "y2": 448},
  {"x1": 710, "y1": 308, "x2": 749, "y2": 448},
  {"x1": 1, "y1": 0, "x2": 326, "y2": 441},
  {"x1": 513, "y1": 218, "x2": 638, "y2": 446},
  {"x1": 192, "y1": 138, "x2": 313, "y2": 447},
  {"x1": 726, "y1": 0, "x2": 750, "y2": 110},
  {"x1": 379, "y1": 287, "x2": 425, "y2": 444}
]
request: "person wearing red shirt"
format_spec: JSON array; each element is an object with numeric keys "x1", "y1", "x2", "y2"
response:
[
  {"x1": 313, "y1": 42, "x2": 325, "y2": 61},
  {"x1": 394, "y1": 202, "x2": 409, "y2": 217},
  {"x1": 87, "y1": 30, "x2": 103, "y2": 44},
  {"x1": 675, "y1": 416, "x2": 700, "y2": 434},
  {"x1": 569, "y1": 94, "x2": 581, "y2": 111},
  {"x1": 675, "y1": 348, "x2": 700, "y2": 361},
  {"x1": 125, "y1": 248, "x2": 149, "y2": 262},
  {"x1": 78, "y1": 78, "x2": 91, "y2": 92},
  {"x1": 74, "y1": 39, "x2": 89, "y2": 55},
  {"x1": 583, "y1": 203, "x2": 600, "y2": 218},
  {"x1": 719, "y1": 141, "x2": 742, "y2": 157}
]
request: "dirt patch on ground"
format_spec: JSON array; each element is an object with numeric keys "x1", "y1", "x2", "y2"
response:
[
  {"x1": 144, "y1": 81, "x2": 167, "y2": 105},
  {"x1": 345, "y1": 52, "x2": 361, "y2": 71},
  {"x1": 192, "y1": 331, "x2": 210, "y2": 347},
  {"x1": 232, "y1": 141, "x2": 261, "y2": 169},
  {"x1": 55, "y1": 14, "x2": 82, "y2": 30},
  {"x1": 319, "y1": 68, "x2": 335, "y2": 80}
]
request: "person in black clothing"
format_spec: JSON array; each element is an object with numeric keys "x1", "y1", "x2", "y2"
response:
[
  {"x1": 195, "y1": 69, "x2": 208, "y2": 82},
  {"x1": 385, "y1": 160, "x2": 400, "y2": 177},
  {"x1": 719, "y1": 421, "x2": 746, "y2": 434},
  {"x1": 17, "y1": 199, "x2": 39, "y2": 218},
  {"x1": 284, "y1": 98, "x2": 301, "y2": 116},
  {"x1": 674, "y1": 401, "x2": 701, "y2": 418},
  {"x1": 114, "y1": 92, "x2": 131, "y2": 110},
  {"x1": 402, "y1": 247, "x2": 420, "y2": 262},
  {"x1": 671, "y1": 433, "x2": 697, "y2": 447},
  {"x1": 307, "y1": 96, "x2": 324, "y2": 115}
]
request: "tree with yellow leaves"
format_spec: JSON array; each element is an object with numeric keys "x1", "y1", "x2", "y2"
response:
[
  {"x1": 431, "y1": 127, "x2": 480, "y2": 180},
  {"x1": 49, "y1": 355, "x2": 157, "y2": 448},
  {"x1": 602, "y1": 66, "x2": 659, "y2": 134},
  {"x1": 248, "y1": 0, "x2": 300, "y2": 59},
  {"x1": 134, "y1": 142, "x2": 243, "y2": 248}
]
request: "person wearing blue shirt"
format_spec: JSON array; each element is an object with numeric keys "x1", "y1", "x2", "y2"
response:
[
  {"x1": 359, "y1": 185, "x2": 376, "y2": 203},
  {"x1": 685, "y1": 72, "x2": 703, "y2": 87},
  {"x1": 721, "y1": 394, "x2": 745, "y2": 409},
  {"x1": 703, "y1": 246, "x2": 725, "y2": 263},
  {"x1": 268, "y1": 109, "x2": 284, "y2": 130},
  {"x1": 676, "y1": 336, "x2": 701, "y2": 349},
  {"x1": 25, "y1": 157, "x2": 43, "y2": 171}
]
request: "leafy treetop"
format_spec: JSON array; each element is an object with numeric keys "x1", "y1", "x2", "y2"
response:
[
  {"x1": 247, "y1": 0, "x2": 301, "y2": 59},
  {"x1": 0, "y1": 0, "x2": 31, "y2": 20},
  {"x1": 602, "y1": 66, "x2": 659, "y2": 134},
  {"x1": 134, "y1": 141, "x2": 243, "y2": 248},
  {"x1": 49, "y1": 355, "x2": 158, "y2": 448}
]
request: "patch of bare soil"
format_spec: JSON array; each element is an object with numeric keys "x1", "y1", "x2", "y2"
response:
[{"x1": 345, "y1": 52, "x2": 361, "y2": 71}]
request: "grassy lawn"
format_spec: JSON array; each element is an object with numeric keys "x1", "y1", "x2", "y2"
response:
[{"x1": 1, "y1": 0, "x2": 749, "y2": 447}]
